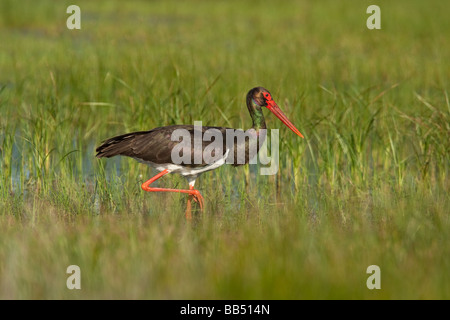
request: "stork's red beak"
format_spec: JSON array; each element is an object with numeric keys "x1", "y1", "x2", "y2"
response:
[{"x1": 266, "y1": 100, "x2": 304, "y2": 138}]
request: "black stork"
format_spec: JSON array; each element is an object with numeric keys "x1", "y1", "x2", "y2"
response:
[{"x1": 96, "y1": 87, "x2": 304, "y2": 219}]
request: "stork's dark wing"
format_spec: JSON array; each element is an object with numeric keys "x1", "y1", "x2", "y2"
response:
[{"x1": 95, "y1": 125, "x2": 231, "y2": 167}]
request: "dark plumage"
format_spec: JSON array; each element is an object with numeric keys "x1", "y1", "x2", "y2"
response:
[{"x1": 95, "y1": 124, "x2": 263, "y2": 167}]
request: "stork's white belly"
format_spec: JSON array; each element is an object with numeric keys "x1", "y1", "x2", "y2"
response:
[{"x1": 134, "y1": 149, "x2": 230, "y2": 177}]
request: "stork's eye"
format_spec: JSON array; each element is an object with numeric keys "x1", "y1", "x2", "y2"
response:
[{"x1": 263, "y1": 92, "x2": 272, "y2": 101}]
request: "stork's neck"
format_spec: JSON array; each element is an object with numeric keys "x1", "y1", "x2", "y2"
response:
[{"x1": 247, "y1": 98, "x2": 267, "y2": 131}]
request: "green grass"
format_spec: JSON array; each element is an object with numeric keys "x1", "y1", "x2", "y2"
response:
[{"x1": 0, "y1": 0, "x2": 449, "y2": 299}]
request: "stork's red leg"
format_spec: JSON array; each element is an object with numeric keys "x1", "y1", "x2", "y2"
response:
[{"x1": 141, "y1": 169, "x2": 203, "y2": 219}]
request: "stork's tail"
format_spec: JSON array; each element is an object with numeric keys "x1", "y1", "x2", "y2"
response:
[{"x1": 95, "y1": 132, "x2": 143, "y2": 158}]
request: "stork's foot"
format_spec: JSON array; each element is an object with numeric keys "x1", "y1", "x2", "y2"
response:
[
  {"x1": 185, "y1": 187, "x2": 204, "y2": 220},
  {"x1": 190, "y1": 189, "x2": 204, "y2": 210}
]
